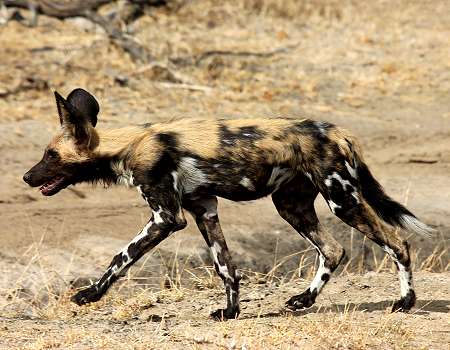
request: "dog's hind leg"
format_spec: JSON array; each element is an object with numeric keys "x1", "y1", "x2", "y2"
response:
[
  {"x1": 328, "y1": 198, "x2": 415, "y2": 312},
  {"x1": 184, "y1": 196, "x2": 240, "y2": 320},
  {"x1": 317, "y1": 163, "x2": 415, "y2": 312},
  {"x1": 272, "y1": 174, "x2": 345, "y2": 311}
]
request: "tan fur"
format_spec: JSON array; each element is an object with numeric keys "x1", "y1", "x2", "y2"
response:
[
  {"x1": 49, "y1": 134, "x2": 90, "y2": 163},
  {"x1": 223, "y1": 118, "x2": 295, "y2": 133},
  {"x1": 51, "y1": 118, "x2": 359, "y2": 180},
  {"x1": 152, "y1": 119, "x2": 221, "y2": 159}
]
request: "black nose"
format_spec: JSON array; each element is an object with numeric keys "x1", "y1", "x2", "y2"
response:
[{"x1": 23, "y1": 172, "x2": 32, "y2": 184}]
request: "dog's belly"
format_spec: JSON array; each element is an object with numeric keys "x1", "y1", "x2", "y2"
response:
[{"x1": 177, "y1": 160, "x2": 297, "y2": 201}]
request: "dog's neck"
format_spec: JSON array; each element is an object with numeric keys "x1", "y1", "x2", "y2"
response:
[
  {"x1": 91, "y1": 126, "x2": 153, "y2": 185},
  {"x1": 94, "y1": 126, "x2": 150, "y2": 159}
]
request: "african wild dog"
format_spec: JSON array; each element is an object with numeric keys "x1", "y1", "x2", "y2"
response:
[{"x1": 23, "y1": 88, "x2": 434, "y2": 320}]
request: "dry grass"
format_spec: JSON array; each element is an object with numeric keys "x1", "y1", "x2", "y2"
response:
[
  {"x1": 0, "y1": 310, "x2": 417, "y2": 350},
  {"x1": 0, "y1": 266, "x2": 437, "y2": 350},
  {"x1": 1, "y1": 216, "x2": 447, "y2": 349}
]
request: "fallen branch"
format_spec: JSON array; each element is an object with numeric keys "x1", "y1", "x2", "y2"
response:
[
  {"x1": 155, "y1": 82, "x2": 213, "y2": 93},
  {"x1": 0, "y1": 76, "x2": 49, "y2": 98},
  {"x1": 3, "y1": 0, "x2": 154, "y2": 62},
  {"x1": 194, "y1": 42, "x2": 300, "y2": 65},
  {"x1": 85, "y1": 10, "x2": 153, "y2": 62},
  {"x1": 407, "y1": 158, "x2": 438, "y2": 164},
  {"x1": 3, "y1": 0, "x2": 113, "y2": 18}
]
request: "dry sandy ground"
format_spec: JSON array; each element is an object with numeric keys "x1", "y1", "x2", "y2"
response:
[
  {"x1": 0, "y1": 0, "x2": 449, "y2": 348},
  {"x1": 1, "y1": 272, "x2": 449, "y2": 349}
]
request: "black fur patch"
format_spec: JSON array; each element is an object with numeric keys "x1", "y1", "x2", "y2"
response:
[
  {"x1": 219, "y1": 124, "x2": 265, "y2": 147},
  {"x1": 392, "y1": 290, "x2": 416, "y2": 312},
  {"x1": 144, "y1": 152, "x2": 177, "y2": 183},
  {"x1": 321, "y1": 273, "x2": 330, "y2": 282},
  {"x1": 68, "y1": 156, "x2": 118, "y2": 187},
  {"x1": 127, "y1": 242, "x2": 140, "y2": 258},
  {"x1": 156, "y1": 132, "x2": 179, "y2": 149},
  {"x1": 110, "y1": 253, "x2": 124, "y2": 270},
  {"x1": 288, "y1": 120, "x2": 336, "y2": 163},
  {"x1": 326, "y1": 174, "x2": 359, "y2": 216},
  {"x1": 286, "y1": 288, "x2": 317, "y2": 310},
  {"x1": 358, "y1": 161, "x2": 418, "y2": 229}
]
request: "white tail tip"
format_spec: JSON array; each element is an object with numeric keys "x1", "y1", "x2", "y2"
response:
[{"x1": 399, "y1": 215, "x2": 436, "y2": 237}]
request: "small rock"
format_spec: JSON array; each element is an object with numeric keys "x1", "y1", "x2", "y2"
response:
[{"x1": 66, "y1": 17, "x2": 105, "y2": 34}]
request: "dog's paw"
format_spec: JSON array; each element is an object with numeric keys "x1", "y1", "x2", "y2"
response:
[
  {"x1": 391, "y1": 290, "x2": 416, "y2": 313},
  {"x1": 285, "y1": 289, "x2": 316, "y2": 311},
  {"x1": 71, "y1": 285, "x2": 102, "y2": 306},
  {"x1": 210, "y1": 308, "x2": 240, "y2": 321}
]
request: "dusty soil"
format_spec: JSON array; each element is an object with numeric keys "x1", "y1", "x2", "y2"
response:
[
  {"x1": 0, "y1": 0, "x2": 449, "y2": 348},
  {"x1": 1, "y1": 272, "x2": 449, "y2": 349}
]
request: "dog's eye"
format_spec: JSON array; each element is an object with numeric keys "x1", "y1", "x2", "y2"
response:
[{"x1": 46, "y1": 149, "x2": 59, "y2": 160}]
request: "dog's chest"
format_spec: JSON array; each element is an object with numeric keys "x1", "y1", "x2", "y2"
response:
[{"x1": 111, "y1": 161, "x2": 135, "y2": 187}]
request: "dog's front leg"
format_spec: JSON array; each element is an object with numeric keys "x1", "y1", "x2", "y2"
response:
[{"x1": 71, "y1": 190, "x2": 186, "y2": 305}]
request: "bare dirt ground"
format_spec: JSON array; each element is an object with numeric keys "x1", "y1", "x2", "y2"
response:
[{"x1": 0, "y1": 0, "x2": 449, "y2": 348}]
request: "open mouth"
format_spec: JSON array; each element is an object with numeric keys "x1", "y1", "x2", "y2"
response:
[{"x1": 39, "y1": 176, "x2": 68, "y2": 196}]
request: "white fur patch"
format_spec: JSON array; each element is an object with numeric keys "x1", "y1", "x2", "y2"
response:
[
  {"x1": 351, "y1": 191, "x2": 360, "y2": 203},
  {"x1": 345, "y1": 161, "x2": 358, "y2": 179},
  {"x1": 382, "y1": 245, "x2": 398, "y2": 262},
  {"x1": 398, "y1": 264, "x2": 412, "y2": 297},
  {"x1": 130, "y1": 219, "x2": 154, "y2": 245},
  {"x1": 228, "y1": 287, "x2": 238, "y2": 307},
  {"x1": 177, "y1": 157, "x2": 208, "y2": 193},
  {"x1": 171, "y1": 171, "x2": 179, "y2": 192},
  {"x1": 201, "y1": 198, "x2": 218, "y2": 219},
  {"x1": 383, "y1": 245, "x2": 412, "y2": 297},
  {"x1": 212, "y1": 241, "x2": 222, "y2": 254},
  {"x1": 211, "y1": 242, "x2": 234, "y2": 282},
  {"x1": 309, "y1": 255, "x2": 330, "y2": 292},
  {"x1": 315, "y1": 121, "x2": 328, "y2": 136},
  {"x1": 111, "y1": 160, "x2": 134, "y2": 187},
  {"x1": 328, "y1": 200, "x2": 341, "y2": 214},
  {"x1": 153, "y1": 207, "x2": 165, "y2": 224},
  {"x1": 239, "y1": 176, "x2": 255, "y2": 191},
  {"x1": 267, "y1": 166, "x2": 295, "y2": 191},
  {"x1": 326, "y1": 172, "x2": 352, "y2": 190},
  {"x1": 399, "y1": 215, "x2": 435, "y2": 237},
  {"x1": 325, "y1": 172, "x2": 360, "y2": 204}
]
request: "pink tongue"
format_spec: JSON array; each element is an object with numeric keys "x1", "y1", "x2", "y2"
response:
[{"x1": 40, "y1": 177, "x2": 63, "y2": 194}]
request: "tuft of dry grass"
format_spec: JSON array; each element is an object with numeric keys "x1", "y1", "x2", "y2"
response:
[{"x1": 0, "y1": 226, "x2": 448, "y2": 349}]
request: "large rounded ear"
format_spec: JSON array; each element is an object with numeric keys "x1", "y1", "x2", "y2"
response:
[
  {"x1": 66, "y1": 88, "x2": 99, "y2": 127},
  {"x1": 54, "y1": 89, "x2": 97, "y2": 148}
]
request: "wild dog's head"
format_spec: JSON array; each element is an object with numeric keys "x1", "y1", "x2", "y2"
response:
[{"x1": 23, "y1": 88, "x2": 100, "y2": 196}]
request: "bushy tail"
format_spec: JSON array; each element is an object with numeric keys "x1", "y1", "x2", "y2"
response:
[{"x1": 357, "y1": 161, "x2": 435, "y2": 237}]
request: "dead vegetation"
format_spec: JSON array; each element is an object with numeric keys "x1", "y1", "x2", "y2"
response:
[{"x1": 1, "y1": 215, "x2": 449, "y2": 348}]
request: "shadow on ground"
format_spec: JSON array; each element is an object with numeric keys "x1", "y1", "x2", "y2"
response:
[{"x1": 242, "y1": 299, "x2": 450, "y2": 320}]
